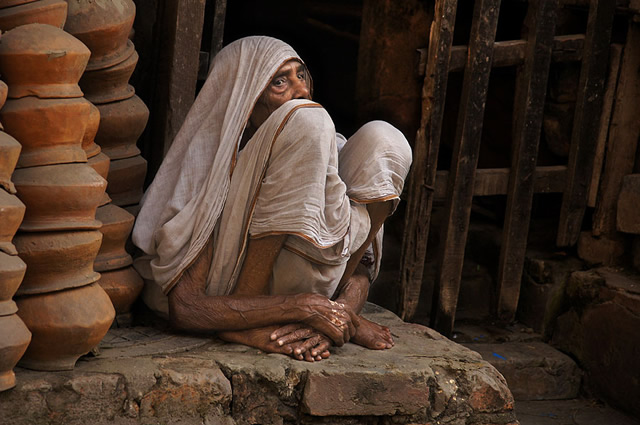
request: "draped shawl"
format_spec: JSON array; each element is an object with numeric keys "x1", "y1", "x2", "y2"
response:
[{"x1": 132, "y1": 37, "x2": 353, "y2": 296}]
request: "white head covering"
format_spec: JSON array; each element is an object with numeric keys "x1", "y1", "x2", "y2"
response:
[{"x1": 132, "y1": 36, "x2": 304, "y2": 292}]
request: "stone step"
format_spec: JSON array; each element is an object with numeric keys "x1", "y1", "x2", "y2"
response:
[
  {"x1": 462, "y1": 341, "x2": 582, "y2": 401},
  {"x1": 0, "y1": 303, "x2": 519, "y2": 425},
  {"x1": 516, "y1": 399, "x2": 640, "y2": 425}
]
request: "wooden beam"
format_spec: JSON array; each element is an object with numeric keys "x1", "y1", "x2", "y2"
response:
[
  {"x1": 417, "y1": 34, "x2": 585, "y2": 76},
  {"x1": 433, "y1": 166, "x2": 567, "y2": 198},
  {"x1": 587, "y1": 44, "x2": 623, "y2": 207},
  {"x1": 593, "y1": 23, "x2": 640, "y2": 237},
  {"x1": 496, "y1": 0, "x2": 559, "y2": 323},
  {"x1": 430, "y1": 0, "x2": 502, "y2": 337},
  {"x1": 395, "y1": 0, "x2": 458, "y2": 321},
  {"x1": 158, "y1": 0, "x2": 206, "y2": 156},
  {"x1": 557, "y1": 0, "x2": 616, "y2": 246}
]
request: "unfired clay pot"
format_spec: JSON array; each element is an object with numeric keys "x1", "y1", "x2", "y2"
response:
[
  {"x1": 0, "y1": 313, "x2": 31, "y2": 391},
  {"x1": 94, "y1": 203, "x2": 134, "y2": 272},
  {"x1": 0, "y1": 251, "x2": 26, "y2": 303},
  {"x1": 79, "y1": 49, "x2": 137, "y2": 105},
  {"x1": 13, "y1": 163, "x2": 107, "y2": 231},
  {"x1": 97, "y1": 266, "x2": 143, "y2": 314},
  {"x1": 14, "y1": 230, "x2": 102, "y2": 295},
  {"x1": 87, "y1": 151, "x2": 111, "y2": 206},
  {"x1": 0, "y1": 131, "x2": 21, "y2": 194},
  {"x1": 0, "y1": 23, "x2": 90, "y2": 99},
  {"x1": 82, "y1": 102, "x2": 101, "y2": 159},
  {"x1": 1, "y1": 97, "x2": 90, "y2": 168},
  {"x1": 0, "y1": 190, "x2": 25, "y2": 255},
  {"x1": 105, "y1": 155, "x2": 146, "y2": 207},
  {"x1": 0, "y1": 0, "x2": 67, "y2": 32},
  {"x1": 95, "y1": 94, "x2": 147, "y2": 160},
  {"x1": 16, "y1": 282, "x2": 115, "y2": 371},
  {"x1": 64, "y1": 0, "x2": 136, "y2": 71}
]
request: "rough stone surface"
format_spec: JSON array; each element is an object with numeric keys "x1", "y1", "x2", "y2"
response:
[
  {"x1": 552, "y1": 268, "x2": 640, "y2": 418},
  {"x1": 577, "y1": 231, "x2": 627, "y2": 266},
  {"x1": 0, "y1": 304, "x2": 518, "y2": 425},
  {"x1": 518, "y1": 253, "x2": 583, "y2": 338},
  {"x1": 462, "y1": 342, "x2": 582, "y2": 401},
  {"x1": 516, "y1": 399, "x2": 640, "y2": 425}
]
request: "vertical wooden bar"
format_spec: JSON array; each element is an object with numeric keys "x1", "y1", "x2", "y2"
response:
[
  {"x1": 587, "y1": 44, "x2": 623, "y2": 208},
  {"x1": 158, "y1": 0, "x2": 207, "y2": 156},
  {"x1": 556, "y1": 0, "x2": 616, "y2": 246},
  {"x1": 141, "y1": 0, "x2": 206, "y2": 181},
  {"x1": 592, "y1": 23, "x2": 640, "y2": 237},
  {"x1": 395, "y1": 0, "x2": 458, "y2": 320},
  {"x1": 209, "y1": 0, "x2": 227, "y2": 62},
  {"x1": 496, "y1": 0, "x2": 559, "y2": 323},
  {"x1": 430, "y1": 0, "x2": 502, "y2": 336}
]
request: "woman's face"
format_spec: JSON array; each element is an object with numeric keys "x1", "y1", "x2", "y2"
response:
[{"x1": 250, "y1": 59, "x2": 311, "y2": 129}]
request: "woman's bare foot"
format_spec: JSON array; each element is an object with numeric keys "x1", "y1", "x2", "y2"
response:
[
  {"x1": 219, "y1": 325, "x2": 331, "y2": 362},
  {"x1": 351, "y1": 317, "x2": 394, "y2": 350}
]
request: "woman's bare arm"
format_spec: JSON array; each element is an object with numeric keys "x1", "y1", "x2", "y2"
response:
[{"x1": 168, "y1": 234, "x2": 356, "y2": 346}]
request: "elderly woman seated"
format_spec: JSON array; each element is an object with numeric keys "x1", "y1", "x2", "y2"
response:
[{"x1": 132, "y1": 36, "x2": 412, "y2": 362}]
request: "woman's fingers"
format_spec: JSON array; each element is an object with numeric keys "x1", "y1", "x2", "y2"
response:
[
  {"x1": 276, "y1": 327, "x2": 314, "y2": 346},
  {"x1": 270, "y1": 323, "x2": 304, "y2": 341}
]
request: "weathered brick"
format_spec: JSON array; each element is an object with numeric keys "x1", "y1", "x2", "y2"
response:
[
  {"x1": 464, "y1": 342, "x2": 581, "y2": 401},
  {"x1": 302, "y1": 371, "x2": 429, "y2": 416}
]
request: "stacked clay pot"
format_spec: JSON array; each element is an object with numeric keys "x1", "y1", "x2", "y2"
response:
[
  {"x1": 0, "y1": 0, "x2": 67, "y2": 32},
  {"x1": 64, "y1": 0, "x2": 145, "y2": 320},
  {"x1": 0, "y1": 79, "x2": 32, "y2": 392},
  {"x1": 0, "y1": 23, "x2": 115, "y2": 371}
]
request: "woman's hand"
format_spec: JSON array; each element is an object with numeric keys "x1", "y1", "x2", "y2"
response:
[
  {"x1": 292, "y1": 293, "x2": 359, "y2": 346},
  {"x1": 270, "y1": 324, "x2": 332, "y2": 361},
  {"x1": 219, "y1": 324, "x2": 331, "y2": 362}
]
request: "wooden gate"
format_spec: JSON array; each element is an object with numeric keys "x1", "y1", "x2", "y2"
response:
[{"x1": 395, "y1": 0, "x2": 623, "y2": 336}]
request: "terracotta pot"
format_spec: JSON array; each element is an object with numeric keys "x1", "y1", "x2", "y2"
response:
[
  {"x1": 16, "y1": 282, "x2": 115, "y2": 371},
  {"x1": 94, "y1": 203, "x2": 134, "y2": 272},
  {"x1": 1, "y1": 97, "x2": 90, "y2": 168},
  {"x1": 14, "y1": 230, "x2": 102, "y2": 296},
  {"x1": 0, "y1": 131, "x2": 21, "y2": 194},
  {"x1": 97, "y1": 266, "x2": 143, "y2": 314},
  {"x1": 87, "y1": 152, "x2": 112, "y2": 206},
  {"x1": 79, "y1": 50, "x2": 137, "y2": 105},
  {"x1": 0, "y1": 0, "x2": 67, "y2": 32},
  {"x1": 0, "y1": 313, "x2": 31, "y2": 391},
  {"x1": 0, "y1": 190, "x2": 25, "y2": 255},
  {"x1": 106, "y1": 155, "x2": 146, "y2": 207},
  {"x1": 0, "y1": 23, "x2": 90, "y2": 99},
  {"x1": 0, "y1": 80, "x2": 7, "y2": 110},
  {"x1": 13, "y1": 163, "x2": 106, "y2": 231},
  {"x1": 0, "y1": 299, "x2": 17, "y2": 316},
  {"x1": 95, "y1": 95, "x2": 147, "y2": 160},
  {"x1": 0, "y1": 251, "x2": 26, "y2": 302},
  {"x1": 0, "y1": 0, "x2": 39, "y2": 8},
  {"x1": 64, "y1": 0, "x2": 136, "y2": 72},
  {"x1": 82, "y1": 102, "x2": 101, "y2": 159}
]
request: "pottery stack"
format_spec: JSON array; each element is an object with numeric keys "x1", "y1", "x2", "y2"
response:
[
  {"x1": 0, "y1": 0, "x2": 67, "y2": 32},
  {"x1": 63, "y1": 0, "x2": 146, "y2": 321},
  {"x1": 0, "y1": 23, "x2": 115, "y2": 371},
  {"x1": 0, "y1": 79, "x2": 31, "y2": 391}
]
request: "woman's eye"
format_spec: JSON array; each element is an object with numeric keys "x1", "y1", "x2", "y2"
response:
[
  {"x1": 272, "y1": 78, "x2": 286, "y2": 87},
  {"x1": 297, "y1": 72, "x2": 305, "y2": 80}
]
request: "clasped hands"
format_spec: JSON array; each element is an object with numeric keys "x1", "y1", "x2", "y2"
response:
[{"x1": 270, "y1": 294, "x2": 360, "y2": 362}]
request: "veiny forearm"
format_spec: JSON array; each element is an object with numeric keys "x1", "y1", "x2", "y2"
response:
[{"x1": 169, "y1": 288, "x2": 306, "y2": 333}]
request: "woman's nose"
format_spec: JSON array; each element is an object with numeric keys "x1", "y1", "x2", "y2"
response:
[{"x1": 294, "y1": 79, "x2": 310, "y2": 100}]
